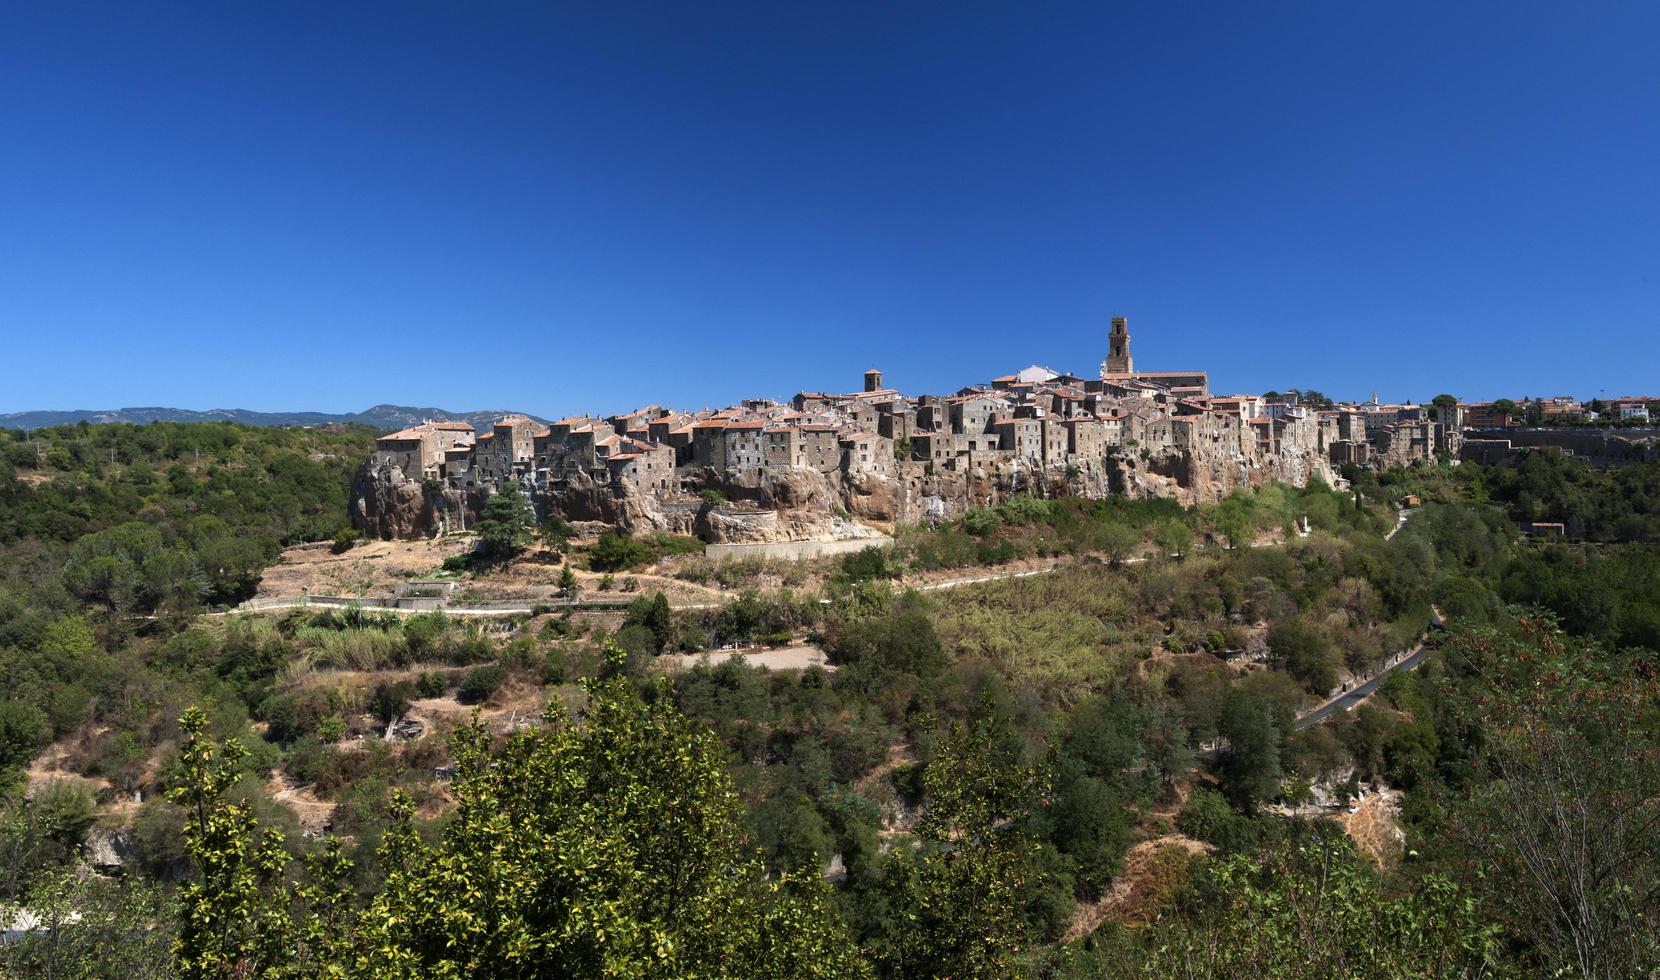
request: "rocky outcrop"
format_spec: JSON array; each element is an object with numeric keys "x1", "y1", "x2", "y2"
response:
[
  {"x1": 353, "y1": 443, "x2": 1339, "y2": 543},
  {"x1": 84, "y1": 826, "x2": 139, "y2": 870},
  {"x1": 351, "y1": 462, "x2": 483, "y2": 540}
]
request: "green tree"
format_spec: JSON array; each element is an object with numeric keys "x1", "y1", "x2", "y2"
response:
[
  {"x1": 624, "y1": 592, "x2": 673, "y2": 651},
  {"x1": 1134, "y1": 834, "x2": 1500, "y2": 977},
  {"x1": 1439, "y1": 617, "x2": 1660, "y2": 978},
  {"x1": 0, "y1": 869, "x2": 177, "y2": 979},
  {"x1": 457, "y1": 664, "x2": 507, "y2": 704},
  {"x1": 589, "y1": 530, "x2": 651, "y2": 571},
  {"x1": 831, "y1": 600, "x2": 945, "y2": 698},
  {"x1": 474, "y1": 481, "x2": 534, "y2": 561},
  {"x1": 170, "y1": 706, "x2": 352, "y2": 978},
  {"x1": 869, "y1": 707, "x2": 1048, "y2": 978},
  {"x1": 537, "y1": 514, "x2": 571, "y2": 552},
  {"x1": 1266, "y1": 619, "x2": 1336, "y2": 694},
  {"x1": 0, "y1": 700, "x2": 48, "y2": 784},
  {"x1": 1155, "y1": 519, "x2": 1193, "y2": 559},
  {"x1": 1217, "y1": 687, "x2": 1281, "y2": 811},
  {"x1": 1096, "y1": 521, "x2": 1140, "y2": 565},
  {"x1": 351, "y1": 642, "x2": 867, "y2": 977},
  {"x1": 369, "y1": 680, "x2": 415, "y2": 724}
]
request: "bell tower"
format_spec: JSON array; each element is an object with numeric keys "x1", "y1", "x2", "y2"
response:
[{"x1": 1102, "y1": 316, "x2": 1132, "y2": 376}]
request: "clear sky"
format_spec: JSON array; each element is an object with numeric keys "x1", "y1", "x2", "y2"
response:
[{"x1": 3, "y1": 3, "x2": 1657, "y2": 416}]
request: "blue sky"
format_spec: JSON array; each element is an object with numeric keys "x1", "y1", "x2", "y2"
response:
[{"x1": 3, "y1": 2, "x2": 1656, "y2": 415}]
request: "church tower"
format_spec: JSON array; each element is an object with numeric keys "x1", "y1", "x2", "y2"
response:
[{"x1": 1102, "y1": 315, "x2": 1133, "y2": 377}]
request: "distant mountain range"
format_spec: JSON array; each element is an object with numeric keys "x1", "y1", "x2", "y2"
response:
[{"x1": 0, "y1": 404, "x2": 546, "y2": 433}]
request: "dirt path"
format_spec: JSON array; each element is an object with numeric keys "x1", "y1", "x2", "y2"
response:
[
  {"x1": 662, "y1": 644, "x2": 830, "y2": 672},
  {"x1": 268, "y1": 773, "x2": 334, "y2": 834}
]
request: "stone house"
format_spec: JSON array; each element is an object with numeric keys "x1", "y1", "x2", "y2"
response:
[
  {"x1": 763, "y1": 424, "x2": 803, "y2": 469},
  {"x1": 606, "y1": 441, "x2": 677, "y2": 491},
  {"x1": 798, "y1": 425, "x2": 844, "y2": 472},
  {"x1": 1058, "y1": 417, "x2": 1106, "y2": 458},
  {"x1": 840, "y1": 430, "x2": 894, "y2": 476},
  {"x1": 1040, "y1": 416, "x2": 1070, "y2": 464},
  {"x1": 910, "y1": 430, "x2": 958, "y2": 466},
  {"x1": 992, "y1": 416, "x2": 1044, "y2": 463},
  {"x1": 723, "y1": 420, "x2": 767, "y2": 474},
  {"x1": 950, "y1": 394, "x2": 1007, "y2": 436},
  {"x1": 691, "y1": 420, "x2": 730, "y2": 473}
]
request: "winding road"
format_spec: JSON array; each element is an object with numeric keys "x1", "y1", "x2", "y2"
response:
[{"x1": 1294, "y1": 605, "x2": 1442, "y2": 730}]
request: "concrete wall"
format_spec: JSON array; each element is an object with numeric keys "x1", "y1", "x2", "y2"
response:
[{"x1": 704, "y1": 536, "x2": 894, "y2": 561}]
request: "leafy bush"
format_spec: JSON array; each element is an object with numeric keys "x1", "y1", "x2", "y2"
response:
[
  {"x1": 316, "y1": 716, "x2": 346, "y2": 742},
  {"x1": 369, "y1": 680, "x2": 415, "y2": 723},
  {"x1": 589, "y1": 532, "x2": 651, "y2": 572},
  {"x1": 458, "y1": 664, "x2": 507, "y2": 704},
  {"x1": 963, "y1": 508, "x2": 1001, "y2": 536},
  {"x1": 840, "y1": 546, "x2": 895, "y2": 582},
  {"x1": 1176, "y1": 785, "x2": 1257, "y2": 853},
  {"x1": 415, "y1": 670, "x2": 448, "y2": 699}
]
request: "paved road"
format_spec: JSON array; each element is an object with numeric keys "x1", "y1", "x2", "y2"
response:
[{"x1": 1295, "y1": 604, "x2": 1443, "y2": 730}]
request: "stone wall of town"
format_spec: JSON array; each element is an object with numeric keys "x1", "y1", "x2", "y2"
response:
[{"x1": 353, "y1": 324, "x2": 1448, "y2": 544}]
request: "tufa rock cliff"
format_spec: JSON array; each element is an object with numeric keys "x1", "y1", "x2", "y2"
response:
[{"x1": 353, "y1": 443, "x2": 1338, "y2": 544}]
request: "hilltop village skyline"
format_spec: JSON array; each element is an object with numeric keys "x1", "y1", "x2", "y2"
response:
[
  {"x1": 360, "y1": 315, "x2": 1614, "y2": 543},
  {"x1": 358, "y1": 315, "x2": 1655, "y2": 545}
]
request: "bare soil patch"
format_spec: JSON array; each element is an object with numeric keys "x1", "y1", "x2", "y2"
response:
[
  {"x1": 1064, "y1": 835, "x2": 1213, "y2": 940},
  {"x1": 256, "y1": 538, "x2": 471, "y2": 599},
  {"x1": 1332, "y1": 789, "x2": 1405, "y2": 868},
  {"x1": 268, "y1": 773, "x2": 335, "y2": 834},
  {"x1": 662, "y1": 644, "x2": 830, "y2": 673}
]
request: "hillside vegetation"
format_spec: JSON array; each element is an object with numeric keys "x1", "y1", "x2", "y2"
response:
[{"x1": 1, "y1": 421, "x2": 1657, "y2": 978}]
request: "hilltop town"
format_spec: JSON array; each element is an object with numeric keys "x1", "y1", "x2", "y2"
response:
[{"x1": 352, "y1": 317, "x2": 1493, "y2": 544}]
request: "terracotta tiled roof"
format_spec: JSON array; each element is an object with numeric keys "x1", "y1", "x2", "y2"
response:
[{"x1": 432, "y1": 421, "x2": 476, "y2": 431}]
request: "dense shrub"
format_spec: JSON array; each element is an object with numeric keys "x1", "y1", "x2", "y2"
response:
[{"x1": 458, "y1": 664, "x2": 507, "y2": 704}]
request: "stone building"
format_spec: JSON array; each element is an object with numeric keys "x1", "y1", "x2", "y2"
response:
[{"x1": 356, "y1": 314, "x2": 1418, "y2": 545}]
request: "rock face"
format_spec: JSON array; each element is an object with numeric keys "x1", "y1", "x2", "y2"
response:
[
  {"x1": 351, "y1": 463, "x2": 484, "y2": 540},
  {"x1": 84, "y1": 826, "x2": 139, "y2": 870},
  {"x1": 353, "y1": 442, "x2": 1339, "y2": 543}
]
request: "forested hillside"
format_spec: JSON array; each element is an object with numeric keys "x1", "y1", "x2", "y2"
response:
[{"x1": 1, "y1": 423, "x2": 1656, "y2": 978}]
